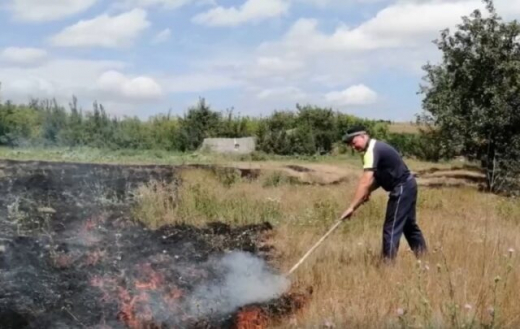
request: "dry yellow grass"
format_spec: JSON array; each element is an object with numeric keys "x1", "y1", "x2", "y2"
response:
[
  {"x1": 133, "y1": 180, "x2": 179, "y2": 230},
  {"x1": 388, "y1": 122, "x2": 422, "y2": 134},
  {"x1": 133, "y1": 164, "x2": 520, "y2": 328},
  {"x1": 274, "y1": 187, "x2": 520, "y2": 328}
]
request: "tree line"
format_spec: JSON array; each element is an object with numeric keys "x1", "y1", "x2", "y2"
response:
[{"x1": 0, "y1": 96, "x2": 411, "y2": 155}]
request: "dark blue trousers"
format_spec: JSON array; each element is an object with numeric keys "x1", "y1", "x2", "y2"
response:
[{"x1": 383, "y1": 176, "x2": 427, "y2": 260}]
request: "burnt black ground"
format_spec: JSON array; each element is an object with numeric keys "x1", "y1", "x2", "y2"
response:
[{"x1": 0, "y1": 160, "x2": 280, "y2": 329}]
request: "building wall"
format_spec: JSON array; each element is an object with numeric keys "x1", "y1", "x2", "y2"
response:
[{"x1": 200, "y1": 137, "x2": 256, "y2": 154}]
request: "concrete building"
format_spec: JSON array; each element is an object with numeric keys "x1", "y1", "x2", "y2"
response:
[{"x1": 200, "y1": 137, "x2": 256, "y2": 155}]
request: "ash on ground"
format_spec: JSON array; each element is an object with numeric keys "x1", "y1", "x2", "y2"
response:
[{"x1": 0, "y1": 160, "x2": 292, "y2": 329}]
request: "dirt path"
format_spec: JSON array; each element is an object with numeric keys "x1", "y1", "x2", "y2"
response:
[{"x1": 224, "y1": 161, "x2": 485, "y2": 189}]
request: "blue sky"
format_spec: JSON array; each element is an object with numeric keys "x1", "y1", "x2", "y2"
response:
[{"x1": 0, "y1": 0, "x2": 519, "y2": 121}]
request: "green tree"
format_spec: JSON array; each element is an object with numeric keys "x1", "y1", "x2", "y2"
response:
[
  {"x1": 0, "y1": 101, "x2": 42, "y2": 146},
  {"x1": 60, "y1": 96, "x2": 87, "y2": 147},
  {"x1": 217, "y1": 109, "x2": 253, "y2": 138},
  {"x1": 177, "y1": 98, "x2": 221, "y2": 151},
  {"x1": 83, "y1": 101, "x2": 116, "y2": 148},
  {"x1": 39, "y1": 99, "x2": 68, "y2": 145},
  {"x1": 148, "y1": 112, "x2": 181, "y2": 151},
  {"x1": 420, "y1": 0, "x2": 520, "y2": 192},
  {"x1": 296, "y1": 105, "x2": 336, "y2": 154},
  {"x1": 256, "y1": 111, "x2": 297, "y2": 155}
]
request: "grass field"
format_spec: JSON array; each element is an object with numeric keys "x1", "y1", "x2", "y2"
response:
[
  {"x1": 4, "y1": 147, "x2": 519, "y2": 328},
  {"x1": 0, "y1": 145, "x2": 460, "y2": 169}
]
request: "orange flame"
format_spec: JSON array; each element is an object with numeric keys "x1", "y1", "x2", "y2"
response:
[
  {"x1": 134, "y1": 263, "x2": 164, "y2": 290},
  {"x1": 234, "y1": 307, "x2": 269, "y2": 329},
  {"x1": 113, "y1": 264, "x2": 184, "y2": 328},
  {"x1": 90, "y1": 262, "x2": 187, "y2": 328}
]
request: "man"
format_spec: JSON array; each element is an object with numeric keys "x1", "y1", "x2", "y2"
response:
[{"x1": 340, "y1": 125, "x2": 427, "y2": 260}]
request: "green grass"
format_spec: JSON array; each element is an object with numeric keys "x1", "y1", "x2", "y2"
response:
[
  {"x1": 0, "y1": 146, "x2": 189, "y2": 165},
  {"x1": 0, "y1": 146, "x2": 466, "y2": 172}
]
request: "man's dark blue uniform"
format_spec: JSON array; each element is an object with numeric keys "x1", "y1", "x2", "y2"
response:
[
  {"x1": 340, "y1": 125, "x2": 427, "y2": 261},
  {"x1": 362, "y1": 138, "x2": 427, "y2": 259}
]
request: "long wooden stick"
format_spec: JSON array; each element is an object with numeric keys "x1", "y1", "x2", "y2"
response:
[{"x1": 285, "y1": 219, "x2": 344, "y2": 276}]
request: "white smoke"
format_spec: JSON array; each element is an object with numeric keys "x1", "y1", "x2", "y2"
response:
[{"x1": 187, "y1": 251, "x2": 290, "y2": 317}]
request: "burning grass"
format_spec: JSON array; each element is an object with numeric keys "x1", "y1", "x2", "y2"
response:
[{"x1": 0, "y1": 160, "x2": 303, "y2": 329}]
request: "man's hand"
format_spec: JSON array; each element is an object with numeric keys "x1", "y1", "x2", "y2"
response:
[
  {"x1": 341, "y1": 196, "x2": 369, "y2": 222},
  {"x1": 340, "y1": 207, "x2": 355, "y2": 221},
  {"x1": 341, "y1": 171, "x2": 375, "y2": 222}
]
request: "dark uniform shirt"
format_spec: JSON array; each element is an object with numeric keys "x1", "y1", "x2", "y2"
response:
[{"x1": 362, "y1": 139, "x2": 411, "y2": 192}]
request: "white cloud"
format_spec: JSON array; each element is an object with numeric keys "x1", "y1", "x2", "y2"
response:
[
  {"x1": 297, "y1": 0, "x2": 388, "y2": 6},
  {"x1": 263, "y1": 1, "x2": 492, "y2": 56},
  {"x1": 1, "y1": 47, "x2": 48, "y2": 65},
  {"x1": 252, "y1": 0, "x2": 512, "y2": 95},
  {"x1": 325, "y1": 84, "x2": 377, "y2": 106},
  {"x1": 168, "y1": 0, "x2": 516, "y2": 118},
  {"x1": 165, "y1": 73, "x2": 240, "y2": 93},
  {"x1": 256, "y1": 86, "x2": 306, "y2": 100},
  {"x1": 51, "y1": 9, "x2": 150, "y2": 48},
  {"x1": 255, "y1": 56, "x2": 303, "y2": 73},
  {"x1": 187, "y1": 53, "x2": 310, "y2": 97},
  {"x1": 192, "y1": 0, "x2": 289, "y2": 27},
  {"x1": 359, "y1": 1, "x2": 477, "y2": 40},
  {"x1": 152, "y1": 28, "x2": 172, "y2": 44},
  {"x1": 0, "y1": 59, "x2": 126, "y2": 104},
  {"x1": 8, "y1": 0, "x2": 98, "y2": 22},
  {"x1": 191, "y1": 0, "x2": 520, "y2": 118},
  {"x1": 96, "y1": 70, "x2": 163, "y2": 100},
  {"x1": 116, "y1": 0, "x2": 211, "y2": 9},
  {"x1": 5, "y1": 77, "x2": 57, "y2": 99},
  {"x1": 237, "y1": 56, "x2": 305, "y2": 82},
  {"x1": 0, "y1": 58, "x2": 165, "y2": 116},
  {"x1": 119, "y1": 0, "x2": 191, "y2": 8}
]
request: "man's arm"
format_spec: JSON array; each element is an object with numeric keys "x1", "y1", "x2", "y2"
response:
[
  {"x1": 350, "y1": 170, "x2": 376, "y2": 211},
  {"x1": 340, "y1": 170, "x2": 375, "y2": 220},
  {"x1": 368, "y1": 179, "x2": 380, "y2": 194}
]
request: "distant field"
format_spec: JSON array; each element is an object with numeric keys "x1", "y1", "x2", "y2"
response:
[{"x1": 388, "y1": 122, "x2": 422, "y2": 134}]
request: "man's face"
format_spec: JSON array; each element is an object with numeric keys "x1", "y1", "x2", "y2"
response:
[{"x1": 350, "y1": 135, "x2": 367, "y2": 152}]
